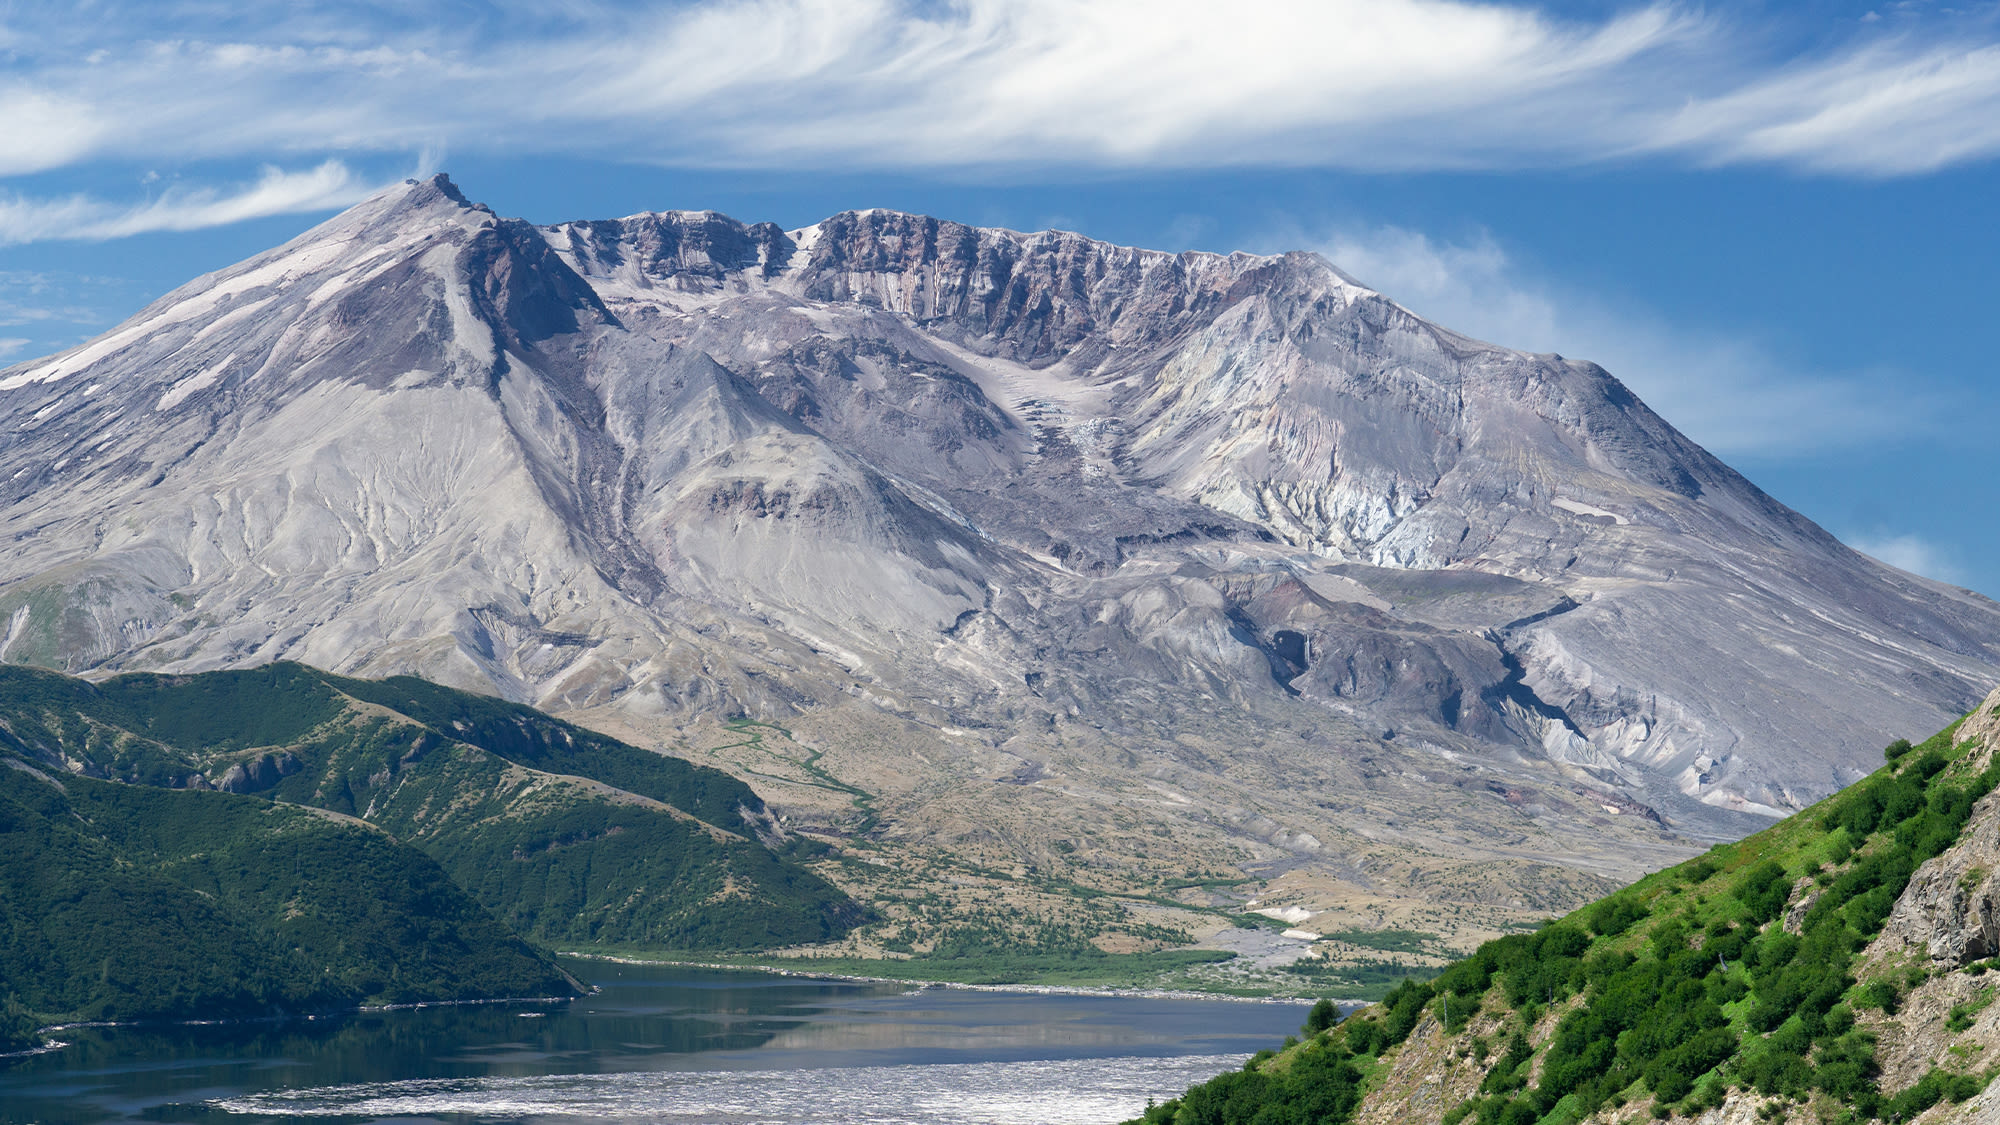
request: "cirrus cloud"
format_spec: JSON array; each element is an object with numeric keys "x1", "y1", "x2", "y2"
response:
[
  {"x1": 0, "y1": 1, "x2": 1993, "y2": 181},
  {"x1": 0, "y1": 162, "x2": 379, "y2": 246}
]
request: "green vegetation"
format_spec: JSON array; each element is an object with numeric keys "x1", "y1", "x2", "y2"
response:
[
  {"x1": 579, "y1": 946, "x2": 1237, "y2": 989},
  {"x1": 0, "y1": 662, "x2": 863, "y2": 952},
  {"x1": 1277, "y1": 928, "x2": 1450, "y2": 1001},
  {"x1": 1946, "y1": 983, "x2": 1995, "y2": 1032},
  {"x1": 328, "y1": 674, "x2": 766, "y2": 833},
  {"x1": 0, "y1": 759, "x2": 573, "y2": 1048},
  {"x1": 2, "y1": 993, "x2": 38, "y2": 1053},
  {"x1": 1305, "y1": 998, "x2": 1339, "y2": 1035},
  {"x1": 1134, "y1": 1023, "x2": 1372, "y2": 1125},
  {"x1": 710, "y1": 719, "x2": 881, "y2": 836},
  {"x1": 578, "y1": 889, "x2": 1237, "y2": 990},
  {"x1": 1281, "y1": 956, "x2": 1434, "y2": 1000},
  {"x1": 98, "y1": 662, "x2": 349, "y2": 753},
  {"x1": 1318, "y1": 928, "x2": 1447, "y2": 955},
  {"x1": 0, "y1": 661, "x2": 871, "y2": 1045},
  {"x1": 1131, "y1": 719, "x2": 2000, "y2": 1124}
]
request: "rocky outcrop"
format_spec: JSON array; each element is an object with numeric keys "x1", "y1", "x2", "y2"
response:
[
  {"x1": 1880, "y1": 793, "x2": 2000, "y2": 967},
  {"x1": 213, "y1": 749, "x2": 303, "y2": 794},
  {"x1": 1877, "y1": 687, "x2": 2000, "y2": 967}
]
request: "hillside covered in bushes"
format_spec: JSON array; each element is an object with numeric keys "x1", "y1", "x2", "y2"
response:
[
  {"x1": 1135, "y1": 686, "x2": 2000, "y2": 1125},
  {"x1": 0, "y1": 756, "x2": 578, "y2": 1052},
  {"x1": 0, "y1": 662, "x2": 866, "y2": 1049}
]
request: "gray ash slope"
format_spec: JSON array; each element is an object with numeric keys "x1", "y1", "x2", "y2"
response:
[{"x1": 1, "y1": 173, "x2": 1992, "y2": 862}]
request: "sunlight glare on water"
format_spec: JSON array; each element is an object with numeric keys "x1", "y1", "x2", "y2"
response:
[{"x1": 209, "y1": 1053, "x2": 1243, "y2": 1124}]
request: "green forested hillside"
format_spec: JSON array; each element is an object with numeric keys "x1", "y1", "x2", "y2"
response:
[
  {"x1": 0, "y1": 662, "x2": 863, "y2": 949},
  {"x1": 322, "y1": 672, "x2": 758, "y2": 829},
  {"x1": 0, "y1": 759, "x2": 574, "y2": 1050},
  {"x1": 1137, "y1": 706, "x2": 2000, "y2": 1125},
  {"x1": 0, "y1": 662, "x2": 868, "y2": 1049}
]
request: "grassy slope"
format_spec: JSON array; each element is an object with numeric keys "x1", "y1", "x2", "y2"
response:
[{"x1": 1135, "y1": 711, "x2": 2000, "y2": 1125}]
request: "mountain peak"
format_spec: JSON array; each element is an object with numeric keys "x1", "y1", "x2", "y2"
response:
[
  {"x1": 2, "y1": 177, "x2": 1998, "y2": 936},
  {"x1": 322, "y1": 170, "x2": 490, "y2": 241},
  {"x1": 410, "y1": 171, "x2": 473, "y2": 207}
]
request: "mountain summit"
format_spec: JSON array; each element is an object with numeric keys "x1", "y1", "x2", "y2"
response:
[{"x1": 2, "y1": 175, "x2": 1994, "y2": 934}]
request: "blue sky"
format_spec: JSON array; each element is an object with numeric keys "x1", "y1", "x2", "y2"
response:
[{"x1": 2, "y1": 0, "x2": 1997, "y2": 594}]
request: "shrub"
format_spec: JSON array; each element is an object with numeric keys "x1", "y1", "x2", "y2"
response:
[
  {"x1": 1177, "y1": 1069, "x2": 1271, "y2": 1125},
  {"x1": 1884, "y1": 1069, "x2": 1988, "y2": 1121},
  {"x1": 1305, "y1": 998, "x2": 1338, "y2": 1036},
  {"x1": 1813, "y1": 1028, "x2": 1879, "y2": 1101},
  {"x1": 1342, "y1": 1017, "x2": 1384, "y2": 1057},
  {"x1": 1380, "y1": 980, "x2": 1436, "y2": 1048},
  {"x1": 1480, "y1": 1033, "x2": 1534, "y2": 1095},
  {"x1": 1737, "y1": 861, "x2": 1791, "y2": 924},
  {"x1": 1848, "y1": 976, "x2": 1896, "y2": 1012},
  {"x1": 1587, "y1": 897, "x2": 1649, "y2": 938}
]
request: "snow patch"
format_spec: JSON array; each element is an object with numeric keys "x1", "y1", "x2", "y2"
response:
[
  {"x1": 787, "y1": 222, "x2": 824, "y2": 270},
  {"x1": 1552, "y1": 497, "x2": 1628, "y2": 525},
  {"x1": 1250, "y1": 906, "x2": 1313, "y2": 925},
  {"x1": 157, "y1": 354, "x2": 236, "y2": 411},
  {"x1": 423, "y1": 244, "x2": 497, "y2": 368},
  {"x1": 1, "y1": 605, "x2": 31, "y2": 661},
  {"x1": 307, "y1": 244, "x2": 406, "y2": 308}
]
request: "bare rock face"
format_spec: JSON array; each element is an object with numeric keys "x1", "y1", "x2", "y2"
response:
[
  {"x1": 2, "y1": 175, "x2": 1998, "y2": 905},
  {"x1": 1879, "y1": 687, "x2": 2000, "y2": 967},
  {"x1": 1881, "y1": 802, "x2": 2000, "y2": 967}
]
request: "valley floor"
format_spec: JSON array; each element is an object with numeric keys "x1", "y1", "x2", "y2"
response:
[{"x1": 570, "y1": 706, "x2": 1623, "y2": 1001}]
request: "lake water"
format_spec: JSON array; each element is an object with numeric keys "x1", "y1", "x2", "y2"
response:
[{"x1": 0, "y1": 963, "x2": 1312, "y2": 1124}]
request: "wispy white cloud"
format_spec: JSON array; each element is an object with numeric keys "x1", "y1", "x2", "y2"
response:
[
  {"x1": 0, "y1": 338, "x2": 30, "y2": 359},
  {"x1": 0, "y1": 89, "x2": 105, "y2": 176},
  {"x1": 564, "y1": 0, "x2": 1697, "y2": 168},
  {"x1": 0, "y1": 162, "x2": 380, "y2": 246},
  {"x1": 0, "y1": 300, "x2": 90, "y2": 326},
  {"x1": 1305, "y1": 224, "x2": 1942, "y2": 457},
  {"x1": 1846, "y1": 531, "x2": 1967, "y2": 585},
  {"x1": 0, "y1": 1, "x2": 1994, "y2": 178},
  {"x1": 1655, "y1": 41, "x2": 2000, "y2": 175}
]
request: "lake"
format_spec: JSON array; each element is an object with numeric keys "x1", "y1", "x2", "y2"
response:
[{"x1": 0, "y1": 962, "x2": 1313, "y2": 1124}]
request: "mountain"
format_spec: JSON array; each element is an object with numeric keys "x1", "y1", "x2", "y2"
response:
[
  {"x1": 1139, "y1": 688, "x2": 2000, "y2": 1124},
  {"x1": 1, "y1": 174, "x2": 1995, "y2": 946},
  {"x1": 0, "y1": 663, "x2": 864, "y2": 953}
]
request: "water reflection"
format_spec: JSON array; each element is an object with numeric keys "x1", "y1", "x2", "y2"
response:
[{"x1": 0, "y1": 964, "x2": 1308, "y2": 1124}]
